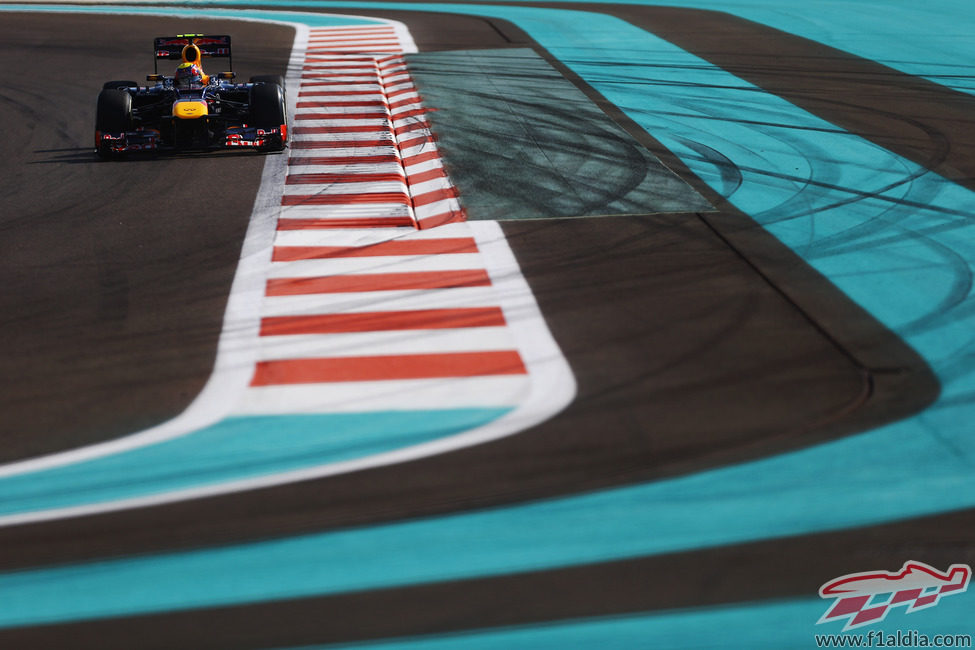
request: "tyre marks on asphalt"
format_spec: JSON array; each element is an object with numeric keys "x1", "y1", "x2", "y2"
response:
[{"x1": 616, "y1": 6, "x2": 975, "y2": 196}]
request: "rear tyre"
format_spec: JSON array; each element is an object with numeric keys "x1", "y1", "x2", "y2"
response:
[
  {"x1": 95, "y1": 88, "x2": 133, "y2": 159},
  {"x1": 250, "y1": 81, "x2": 287, "y2": 152}
]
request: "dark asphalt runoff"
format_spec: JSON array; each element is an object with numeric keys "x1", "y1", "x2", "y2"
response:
[
  {"x1": 0, "y1": 12, "x2": 294, "y2": 461},
  {"x1": 1, "y1": 6, "x2": 967, "y2": 649}
]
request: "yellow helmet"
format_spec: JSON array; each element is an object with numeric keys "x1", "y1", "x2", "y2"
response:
[
  {"x1": 175, "y1": 62, "x2": 203, "y2": 88},
  {"x1": 176, "y1": 43, "x2": 208, "y2": 87}
]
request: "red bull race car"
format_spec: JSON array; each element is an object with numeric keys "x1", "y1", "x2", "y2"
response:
[{"x1": 94, "y1": 34, "x2": 288, "y2": 158}]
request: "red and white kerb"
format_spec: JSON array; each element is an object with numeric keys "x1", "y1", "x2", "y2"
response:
[{"x1": 240, "y1": 23, "x2": 531, "y2": 414}]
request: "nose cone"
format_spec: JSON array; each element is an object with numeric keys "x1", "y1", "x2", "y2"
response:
[{"x1": 173, "y1": 100, "x2": 208, "y2": 119}]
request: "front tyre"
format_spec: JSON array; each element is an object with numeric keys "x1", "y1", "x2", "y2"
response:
[
  {"x1": 250, "y1": 81, "x2": 287, "y2": 152},
  {"x1": 95, "y1": 88, "x2": 133, "y2": 159}
]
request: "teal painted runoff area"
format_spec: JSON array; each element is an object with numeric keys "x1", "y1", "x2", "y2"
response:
[
  {"x1": 0, "y1": 409, "x2": 510, "y2": 516},
  {"x1": 4, "y1": 1, "x2": 975, "y2": 642}
]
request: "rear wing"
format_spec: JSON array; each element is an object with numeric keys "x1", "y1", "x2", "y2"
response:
[{"x1": 153, "y1": 34, "x2": 232, "y2": 72}]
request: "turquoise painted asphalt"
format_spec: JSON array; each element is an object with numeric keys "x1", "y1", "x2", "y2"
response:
[
  {"x1": 0, "y1": 410, "x2": 510, "y2": 515},
  {"x1": 4, "y1": 0, "x2": 975, "y2": 642}
]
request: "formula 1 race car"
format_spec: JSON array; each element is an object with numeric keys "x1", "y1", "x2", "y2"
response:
[{"x1": 94, "y1": 34, "x2": 288, "y2": 158}]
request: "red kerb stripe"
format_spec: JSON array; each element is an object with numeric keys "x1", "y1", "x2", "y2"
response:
[
  {"x1": 260, "y1": 307, "x2": 507, "y2": 335},
  {"x1": 405, "y1": 167, "x2": 447, "y2": 184},
  {"x1": 299, "y1": 70, "x2": 380, "y2": 78},
  {"x1": 310, "y1": 28, "x2": 394, "y2": 34},
  {"x1": 302, "y1": 61, "x2": 379, "y2": 68},
  {"x1": 308, "y1": 34, "x2": 395, "y2": 40},
  {"x1": 296, "y1": 100, "x2": 386, "y2": 108},
  {"x1": 290, "y1": 139, "x2": 392, "y2": 149},
  {"x1": 308, "y1": 34, "x2": 398, "y2": 40},
  {"x1": 251, "y1": 350, "x2": 527, "y2": 385},
  {"x1": 281, "y1": 192, "x2": 409, "y2": 206},
  {"x1": 307, "y1": 47, "x2": 403, "y2": 54},
  {"x1": 385, "y1": 87, "x2": 418, "y2": 100},
  {"x1": 272, "y1": 238, "x2": 477, "y2": 258},
  {"x1": 299, "y1": 77, "x2": 382, "y2": 84},
  {"x1": 293, "y1": 125, "x2": 391, "y2": 134},
  {"x1": 395, "y1": 122, "x2": 432, "y2": 137},
  {"x1": 304, "y1": 57, "x2": 376, "y2": 64},
  {"x1": 390, "y1": 108, "x2": 428, "y2": 120},
  {"x1": 285, "y1": 172, "x2": 404, "y2": 184},
  {"x1": 288, "y1": 155, "x2": 400, "y2": 165},
  {"x1": 277, "y1": 217, "x2": 415, "y2": 229},
  {"x1": 294, "y1": 112, "x2": 389, "y2": 120},
  {"x1": 387, "y1": 98, "x2": 421, "y2": 110},
  {"x1": 307, "y1": 43, "x2": 400, "y2": 50},
  {"x1": 402, "y1": 150, "x2": 442, "y2": 166},
  {"x1": 266, "y1": 269, "x2": 492, "y2": 295},
  {"x1": 416, "y1": 209, "x2": 467, "y2": 229},
  {"x1": 412, "y1": 187, "x2": 459, "y2": 207},
  {"x1": 299, "y1": 89, "x2": 384, "y2": 97},
  {"x1": 307, "y1": 42, "x2": 400, "y2": 50}
]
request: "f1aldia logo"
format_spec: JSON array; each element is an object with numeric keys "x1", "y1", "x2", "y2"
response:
[{"x1": 817, "y1": 561, "x2": 970, "y2": 631}]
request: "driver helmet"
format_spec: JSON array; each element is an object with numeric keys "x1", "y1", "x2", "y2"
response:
[{"x1": 175, "y1": 62, "x2": 203, "y2": 88}]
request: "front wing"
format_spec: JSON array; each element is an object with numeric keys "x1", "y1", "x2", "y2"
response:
[{"x1": 96, "y1": 124, "x2": 286, "y2": 154}]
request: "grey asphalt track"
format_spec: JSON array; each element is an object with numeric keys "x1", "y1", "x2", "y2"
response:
[{"x1": 0, "y1": 12, "x2": 294, "y2": 461}]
